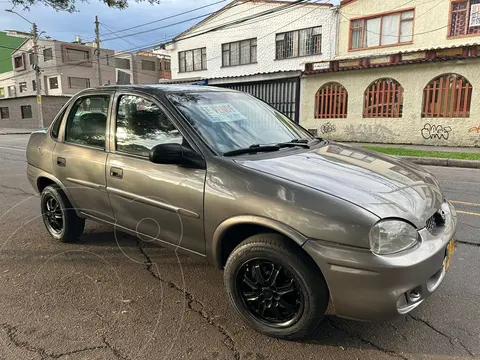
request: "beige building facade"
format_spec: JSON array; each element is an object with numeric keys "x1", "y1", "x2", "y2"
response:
[
  {"x1": 302, "y1": 60, "x2": 480, "y2": 147},
  {"x1": 301, "y1": 0, "x2": 480, "y2": 147}
]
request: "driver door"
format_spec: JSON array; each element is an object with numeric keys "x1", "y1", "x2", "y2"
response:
[{"x1": 105, "y1": 92, "x2": 207, "y2": 255}]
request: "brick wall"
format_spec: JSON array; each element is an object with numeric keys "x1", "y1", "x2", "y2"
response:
[{"x1": 0, "y1": 95, "x2": 70, "y2": 129}]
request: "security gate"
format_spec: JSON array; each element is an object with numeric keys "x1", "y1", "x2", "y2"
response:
[{"x1": 216, "y1": 77, "x2": 301, "y2": 122}]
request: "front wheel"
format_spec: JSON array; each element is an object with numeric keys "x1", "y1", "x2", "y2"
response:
[
  {"x1": 41, "y1": 185, "x2": 85, "y2": 242},
  {"x1": 224, "y1": 233, "x2": 329, "y2": 340}
]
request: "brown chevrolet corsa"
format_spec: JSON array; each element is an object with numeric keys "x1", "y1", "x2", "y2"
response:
[{"x1": 27, "y1": 85, "x2": 457, "y2": 339}]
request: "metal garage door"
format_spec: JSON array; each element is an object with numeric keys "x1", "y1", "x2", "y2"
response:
[{"x1": 216, "y1": 77, "x2": 301, "y2": 122}]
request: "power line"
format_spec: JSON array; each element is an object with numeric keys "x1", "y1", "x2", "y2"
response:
[
  {"x1": 100, "y1": 0, "x2": 231, "y2": 36},
  {"x1": 102, "y1": 12, "x2": 220, "y2": 42},
  {"x1": 100, "y1": 23, "x2": 138, "y2": 48},
  {"x1": 171, "y1": 0, "x2": 313, "y2": 43},
  {"x1": 166, "y1": 0, "x2": 331, "y2": 74},
  {"x1": 102, "y1": 0, "x2": 308, "y2": 42},
  {"x1": 38, "y1": 0, "x2": 324, "y2": 81}
]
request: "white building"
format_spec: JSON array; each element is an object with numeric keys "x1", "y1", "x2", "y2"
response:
[{"x1": 166, "y1": 0, "x2": 338, "y2": 121}]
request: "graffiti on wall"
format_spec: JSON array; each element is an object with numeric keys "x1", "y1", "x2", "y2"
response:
[
  {"x1": 468, "y1": 126, "x2": 480, "y2": 136},
  {"x1": 320, "y1": 122, "x2": 336, "y2": 134},
  {"x1": 345, "y1": 124, "x2": 399, "y2": 142},
  {"x1": 421, "y1": 124, "x2": 452, "y2": 140}
]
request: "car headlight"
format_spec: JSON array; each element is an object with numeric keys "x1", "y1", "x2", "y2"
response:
[{"x1": 369, "y1": 220, "x2": 419, "y2": 255}]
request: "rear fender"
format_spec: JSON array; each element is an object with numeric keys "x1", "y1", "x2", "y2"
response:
[{"x1": 28, "y1": 166, "x2": 82, "y2": 217}]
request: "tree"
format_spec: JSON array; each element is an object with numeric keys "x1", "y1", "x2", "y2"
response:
[{"x1": 9, "y1": 0, "x2": 161, "y2": 12}]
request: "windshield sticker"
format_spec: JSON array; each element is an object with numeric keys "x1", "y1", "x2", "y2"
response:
[{"x1": 196, "y1": 103, "x2": 247, "y2": 122}]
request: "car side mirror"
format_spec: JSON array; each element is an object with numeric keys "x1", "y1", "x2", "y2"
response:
[{"x1": 149, "y1": 143, "x2": 205, "y2": 169}]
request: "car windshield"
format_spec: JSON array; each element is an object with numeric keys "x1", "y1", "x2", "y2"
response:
[{"x1": 167, "y1": 91, "x2": 314, "y2": 154}]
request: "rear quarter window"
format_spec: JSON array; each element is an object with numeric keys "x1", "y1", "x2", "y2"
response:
[{"x1": 51, "y1": 108, "x2": 67, "y2": 140}]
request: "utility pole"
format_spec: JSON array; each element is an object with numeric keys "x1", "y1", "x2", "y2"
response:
[
  {"x1": 32, "y1": 23, "x2": 43, "y2": 128},
  {"x1": 94, "y1": 16, "x2": 102, "y2": 86}
]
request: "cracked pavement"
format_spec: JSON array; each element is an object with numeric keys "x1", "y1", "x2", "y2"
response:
[{"x1": 1, "y1": 134, "x2": 480, "y2": 360}]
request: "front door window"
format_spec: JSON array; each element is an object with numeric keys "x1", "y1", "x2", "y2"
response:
[{"x1": 116, "y1": 94, "x2": 183, "y2": 157}]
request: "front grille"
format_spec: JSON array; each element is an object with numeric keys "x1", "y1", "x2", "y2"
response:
[{"x1": 426, "y1": 205, "x2": 448, "y2": 235}]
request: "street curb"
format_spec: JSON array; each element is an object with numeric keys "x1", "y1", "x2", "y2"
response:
[{"x1": 399, "y1": 156, "x2": 480, "y2": 169}]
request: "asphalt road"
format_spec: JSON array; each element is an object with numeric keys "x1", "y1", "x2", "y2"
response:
[{"x1": 0, "y1": 134, "x2": 479, "y2": 360}]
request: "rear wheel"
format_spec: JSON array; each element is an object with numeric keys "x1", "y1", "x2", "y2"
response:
[
  {"x1": 224, "y1": 233, "x2": 329, "y2": 340},
  {"x1": 41, "y1": 185, "x2": 85, "y2": 242}
]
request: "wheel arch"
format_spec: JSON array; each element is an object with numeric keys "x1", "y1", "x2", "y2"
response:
[
  {"x1": 36, "y1": 174, "x2": 81, "y2": 216},
  {"x1": 210, "y1": 216, "x2": 309, "y2": 269}
]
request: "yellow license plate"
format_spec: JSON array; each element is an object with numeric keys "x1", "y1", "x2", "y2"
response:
[{"x1": 445, "y1": 239, "x2": 456, "y2": 270}]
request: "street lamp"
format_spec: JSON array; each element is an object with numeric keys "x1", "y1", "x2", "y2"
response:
[
  {"x1": 4, "y1": 9, "x2": 44, "y2": 128},
  {"x1": 5, "y1": 9, "x2": 34, "y2": 25}
]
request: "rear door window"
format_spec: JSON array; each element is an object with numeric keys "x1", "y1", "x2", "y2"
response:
[{"x1": 64, "y1": 95, "x2": 110, "y2": 149}]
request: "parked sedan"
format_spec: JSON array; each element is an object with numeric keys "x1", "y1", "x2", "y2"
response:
[{"x1": 26, "y1": 85, "x2": 456, "y2": 339}]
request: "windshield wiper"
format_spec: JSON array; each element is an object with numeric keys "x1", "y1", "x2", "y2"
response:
[
  {"x1": 276, "y1": 139, "x2": 310, "y2": 149},
  {"x1": 290, "y1": 138, "x2": 309, "y2": 144},
  {"x1": 223, "y1": 144, "x2": 281, "y2": 157}
]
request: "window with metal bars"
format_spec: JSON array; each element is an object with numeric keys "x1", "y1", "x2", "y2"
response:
[
  {"x1": 276, "y1": 26, "x2": 322, "y2": 59},
  {"x1": 422, "y1": 74, "x2": 472, "y2": 118},
  {"x1": 364, "y1": 78, "x2": 403, "y2": 118},
  {"x1": 314, "y1": 83, "x2": 348, "y2": 119},
  {"x1": 449, "y1": 0, "x2": 480, "y2": 37}
]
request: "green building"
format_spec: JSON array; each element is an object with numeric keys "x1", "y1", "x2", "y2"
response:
[{"x1": 0, "y1": 31, "x2": 27, "y2": 74}]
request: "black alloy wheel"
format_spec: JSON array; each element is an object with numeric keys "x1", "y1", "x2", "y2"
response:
[
  {"x1": 43, "y1": 194, "x2": 64, "y2": 234},
  {"x1": 40, "y1": 184, "x2": 85, "y2": 242},
  {"x1": 237, "y1": 259, "x2": 304, "y2": 327},
  {"x1": 224, "y1": 233, "x2": 329, "y2": 339}
]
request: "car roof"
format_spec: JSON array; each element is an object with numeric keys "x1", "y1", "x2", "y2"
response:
[{"x1": 85, "y1": 84, "x2": 236, "y2": 95}]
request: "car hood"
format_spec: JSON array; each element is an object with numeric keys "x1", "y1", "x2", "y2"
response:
[{"x1": 236, "y1": 142, "x2": 444, "y2": 228}]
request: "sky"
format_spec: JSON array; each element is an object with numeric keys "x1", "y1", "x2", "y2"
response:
[
  {"x1": 0, "y1": 0, "x2": 231, "y2": 51},
  {"x1": 0, "y1": 0, "x2": 339, "y2": 52}
]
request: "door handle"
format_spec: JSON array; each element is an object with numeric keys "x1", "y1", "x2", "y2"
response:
[
  {"x1": 57, "y1": 157, "x2": 66, "y2": 167},
  {"x1": 110, "y1": 167, "x2": 123, "y2": 179}
]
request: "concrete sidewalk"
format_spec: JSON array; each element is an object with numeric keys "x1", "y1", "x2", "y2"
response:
[
  {"x1": 344, "y1": 142, "x2": 480, "y2": 168},
  {"x1": 345, "y1": 142, "x2": 480, "y2": 153},
  {"x1": 0, "y1": 128, "x2": 36, "y2": 135}
]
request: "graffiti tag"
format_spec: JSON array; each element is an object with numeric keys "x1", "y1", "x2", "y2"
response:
[
  {"x1": 320, "y1": 122, "x2": 336, "y2": 134},
  {"x1": 468, "y1": 126, "x2": 480, "y2": 136},
  {"x1": 345, "y1": 124, "x2": 399, "y2": 142},
  {"x1": 421, "y1": 124, "x2": 452, "y2": 140}
]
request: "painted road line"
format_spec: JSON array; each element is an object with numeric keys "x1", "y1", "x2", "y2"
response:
[
  {"x1": 0, "y1": 146, "x2": 26, "y2": 152},
  {"x1": 451, "y1": 200, "x2": 480, "y2": 208},
  {"x1": 457, "y1": 210, "x2": 480, "y2": 217}
]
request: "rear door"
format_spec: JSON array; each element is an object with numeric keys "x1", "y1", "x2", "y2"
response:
[
  {"x1": 54, "y1": 91, "x2": 114, "y2": 221},
  {"x1": 105, "y1": 91, "x2": 206, "y2": 255}
]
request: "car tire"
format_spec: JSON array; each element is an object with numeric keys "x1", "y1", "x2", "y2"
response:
[
  {"x1": 41, "y1": 184, "x2": 85, "y2": 242},
  {"x1": 224, "y1": 233, "x2": 329, "y2": 340}
]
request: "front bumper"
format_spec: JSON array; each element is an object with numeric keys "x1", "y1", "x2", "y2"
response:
[{"x1": 303, "y1": 205, "x2": 457, "y2": 321}]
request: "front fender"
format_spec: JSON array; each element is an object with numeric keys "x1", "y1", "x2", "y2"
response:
[{"x1": 209, "y1": 215, "x2": 308, "y2": 268}]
